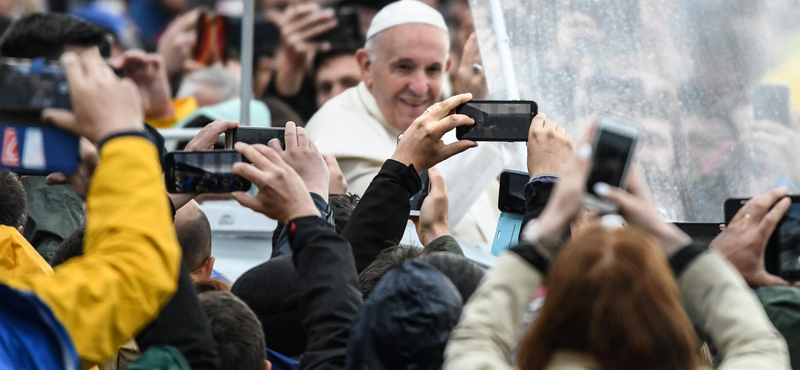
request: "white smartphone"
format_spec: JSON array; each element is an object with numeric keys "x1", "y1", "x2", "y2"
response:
[{"x1": 583, "y1": 115, "x2": 640, "y2": 214}]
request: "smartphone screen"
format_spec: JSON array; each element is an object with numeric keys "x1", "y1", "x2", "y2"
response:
[
  {"x1": 409, "y1": 170, "x2": 430, "y2": 216},
  {"x1": 776, "y1": 201, "x2": 800, "y2": 281},
  {"x1": 586, "y1": 124, "x2": 637, "y2": 197},
  {"x1": 0, "y1": 58, "x2": 71, "y2": 111},
  {"x1": 498, "y1": 170, "x2": 528, "y2": 214},
  {"x1": 225, "y1": 127, "x2": 286, "y2": 149},
  {"x1": 455, "y1": 100, "x2": 537, "y2": 141},
  {"x1": 194, "y1": 13, "x2": 229, "y2": 67},
  {"x1": 166, "y1": 150, "x2": 250, "y2": 193}
]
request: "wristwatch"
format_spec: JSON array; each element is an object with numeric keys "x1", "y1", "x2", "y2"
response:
[{"x1": 520, "y1": 219, "x2": 564, "y2": 261}]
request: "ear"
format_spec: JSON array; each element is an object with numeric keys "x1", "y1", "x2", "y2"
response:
[
  {"x1": 201, "y1": 256, "x2": 215, "y2": 280},
  {"x1": 263, "y1": 359, "x2": 272, "y2": 370},
  {"x1": 445, "y1": 57, "x2": 452, "y2": 74},
  {"x1": 16, "y1": 225, "x2": 23, "y2": 234},
  {"x1": 356, "y1": 49, "x2": 373, "y2": 89}
]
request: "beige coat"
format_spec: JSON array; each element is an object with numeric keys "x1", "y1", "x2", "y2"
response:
[
  {"x1": 305, "y1": 82, "x2": 502, "y2": 244},
  {"x1": 444, "y1": 249, "x2": 790, "y2": 370}
]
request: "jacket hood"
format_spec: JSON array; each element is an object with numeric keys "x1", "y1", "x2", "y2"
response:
[
  {"x1": 346, "y1": 260, "x2": 463, "y2": 370},
  {"x1": 0, "y1": 225, "x2": 53, "y2": 280}
]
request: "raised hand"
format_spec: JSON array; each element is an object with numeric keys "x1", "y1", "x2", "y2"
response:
[
  {"x1": 453, "y1": 32, "x2": 488, "y2": 99},
  {"x1": 710, "y1": 188, "x2": 792, "y2": 287},
  {"x1": 323, "y1": 153, "x2": 348, "y2": 195},
  {"x1": 414, "y1": 167, "x2": 450, "y2": 246},
  {"x1": 110, "y1": 51, "x2": 174, "y2": 120},
  {"x1": 266, "y1": 121, "x2": 330, "y2": 200},
  {"x1": 43, "y1": 50, "x2": 144, "y2": 145},
  {"x1": 526, "y1": 113, "x2": 574, "y2": 177},
  {"x1": 157, "y1": 9, "x2": 201, "y2": 77},
  {"x1": 391, "y1": 93, "x2": 478, "y2": 173},
  {"x1": 231, "y1": 142, "x2": 320, "y2": 224}
]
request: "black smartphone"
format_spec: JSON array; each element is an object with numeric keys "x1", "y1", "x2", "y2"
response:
[
  {"x1": 225, "y1": 127, "x2": 286, "y2": 149},
  {"x1": 673, "y1": 222, "x2": 722, "y2": 245},
  {"x1": 584, "y1": 115, "x2": 639, "y2": 214},
  {"x1": 409, "y1": 170, "x2": 430, "y2": 217},
  {"x1": 0, "y1": 58, "x2": 71, "y2": 111},
  {"x1": 753, "y1": 84, "x2": 792, "y2": 126},
  {"x1": 313, "y1": 7, "x2": 364, "y2": 50},
  {"x1": 455, "y1": 100, "x2": 537, "y2": 142},
  {"x1": 499, "y1": 169, "x2": 529, "y2": 215},
  {"x1": 165, "y1": 150, "x2": 251, "y2": 194},
  {"x1": 725, "y1": 196, "x2": 800, "y2": 281}
]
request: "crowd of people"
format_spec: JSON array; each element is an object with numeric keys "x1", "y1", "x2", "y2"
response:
[{"x1": 1, "y1": 0, "x2": 800, "y2": 369}]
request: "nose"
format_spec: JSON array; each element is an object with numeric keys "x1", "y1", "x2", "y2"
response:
[{"x1": 406, "y1": 73, "x2": 429, "y2": 97}]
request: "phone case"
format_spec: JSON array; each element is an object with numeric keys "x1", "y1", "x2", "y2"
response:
[
  {"x1": 491, "y1": 212, "x2": 524, "y2": 256},
  {"x1": 455, "y1": 100, "x2": 538, "y2": 142}
]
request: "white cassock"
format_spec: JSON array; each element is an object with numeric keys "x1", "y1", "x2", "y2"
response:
[{"x1": 306, "y1": 82, "x2": 505, "y2": 245}]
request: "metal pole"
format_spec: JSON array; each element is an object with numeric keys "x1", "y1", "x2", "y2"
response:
[{"x1": 239, "y1": 0, "x2": 255, "y2": 126}]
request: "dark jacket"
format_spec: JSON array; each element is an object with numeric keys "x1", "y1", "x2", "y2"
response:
[
  {"x1": 346, "y1": 260, "x2": 463, "y2": 370},
  {"x1": 288, "y1": 216, "x2": 362, "y2": 370},
  {"x1": 342, "y1": 159, "x2": 422, "y2": 273}
]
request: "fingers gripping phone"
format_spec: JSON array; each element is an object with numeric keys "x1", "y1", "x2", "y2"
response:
[
  {"x1": 455, "y1": 100, "x2": 538, "y2": 142},
  {"x1": 725, "y1": 196, "x2": 800, "y2": 281},
  {"x1": 584, "y1": 115, "x2": 639, "y2": 214},
  {"x1": 225, "y1": 127, "x2": 286, "y2": 149},
  {"x1": 491, "y1": 170, "x2": 529, "y2": 256},
  {"x1": 165, "y1": 150, "x2": 251, "y2": 193}
]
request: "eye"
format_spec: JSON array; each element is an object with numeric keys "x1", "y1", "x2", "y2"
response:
[{"x1": 426, "y1": 66, "x2": 442, "y2": 75}]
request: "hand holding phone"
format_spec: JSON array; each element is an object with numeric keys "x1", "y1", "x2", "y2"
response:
[
  {"x1": 455, "y1": 100, "x2": 537, "y2": 142},
  {"x1": 583, "y1": 115, "x2": 639, "y2": 214},
  {"x1": 414, "y1": 167, "x2": 449, "y2": 245}
]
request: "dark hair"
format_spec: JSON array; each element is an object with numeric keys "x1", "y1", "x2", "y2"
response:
[
  {"x1": 416, "y1": 252, "x2": 485, "y2": 302},
  {"x1": 0, "y1": 171, "x2": 27, "y2": 229},
  {"x1": 195, "y1": 278, "x2": 231, "y2": 293},
  {"x1": 328, "y1": 193, "x2": 360, "y2": 233},
  {"x1": 199, "y1": 291, "x2": 267, "y2": 370},
  {"x1": 0, "y1": 13, "x2": 111, "y2": 60},
  {"x1": 312, "y1": 46, "x2": 359, "y2": 73},
  {"x1": 51, "y1": 226, "x2": 85, "y2": 267},
  {"x1": 358, "y1": 245, "x2": 449, "y2": 299},
  {"x1": 175, "y1": 203, "x2": 212, "y2": 272}
]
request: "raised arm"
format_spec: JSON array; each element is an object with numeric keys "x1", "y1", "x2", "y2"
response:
[{"x1": 4, "y1": 50, "x2": 182, "y2": 366}]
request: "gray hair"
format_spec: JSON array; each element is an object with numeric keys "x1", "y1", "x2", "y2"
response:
[
  {"x1": 363, "y1": 26, "x2": 450, "y2": 62},
  {"x1": 177, "y1": 63, "x2": 240, "y2": 102}
]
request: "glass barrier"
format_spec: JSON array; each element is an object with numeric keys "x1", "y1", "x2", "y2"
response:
[{"x1": 471, "y1": 0, "x2": 800, "y2": 221}]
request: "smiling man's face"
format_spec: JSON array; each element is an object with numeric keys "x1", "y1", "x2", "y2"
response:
[{"x1": 359, "y1": 23, "x2": 450, "y2": 132}]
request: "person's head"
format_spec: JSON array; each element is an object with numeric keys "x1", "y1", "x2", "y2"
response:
[
  {"x1": 199, "y1": 291, "x2": 271, "y2": 370},
  {"x1": 314, "y1": 48, "x2": 361, "y2": 108},
  {"x1": 231, "y1": 255, "x2": 306, "y2": 357},
  {"x1": 516, "y1": 225, "x2": 700, "y2": 370},
  {"x1": 174, "y1": 201, "x2": 214, "y2": 280},
  {"x1": 356, "y1": 0, "x2": 450, "y2": 132},
  {"x1": 328, "y1": 193, "x2": 360, "y2": 233},
  {"x1": 51, "y1": 226, "x2": 85, "y2": 267},
  {"x1": 0, "y1": 13, "x2": 111, "y2": 60},
  {"x1": 0, "y1": 171, "x2": 26, "y2": 233},
  {"x1": 416, "y1": 252, "x2": 484, "y2": 302},
  {"x1": 177, "y1": 64, "x2": 241, "y2": 107},
  {"x1": 347, "y1": 260, "x2": 462, "y2": 370}
]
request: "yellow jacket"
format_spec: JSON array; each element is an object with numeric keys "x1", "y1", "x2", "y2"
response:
[
  {"x1": 0, "y1": 226, "x2": 53, "y2": 278},
  {"x1": 1, "y1": 136, "x2": 182, "y2": 369}
]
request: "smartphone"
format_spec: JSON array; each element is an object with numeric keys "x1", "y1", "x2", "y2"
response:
[
  {"x1": 673, "y1": 222, "x2": 722, "y2": 245},
  {"x1": 165, "y1": 150, "x2": 251, "y2": 193},
  {"x1": 725, "y1": 196, "x2": 800, "y2": 280},
  {"x1": 584, "y1": 115, "x2": 639, "y2": 214},
  {"x1": 194, "y1": 13, "x2": 280, "y2": 66},
  {"x1": 225, "y1": 127, "x2": 286, "y2": 149},
  {"x1": 753, "y1": 84, "x2": 792, "y2": 126},
  {"x1": 0, "y1": 58, "x2": 71, "y2": 111},
  {"x1": 409, "y1": 170, "x2": 430, "y2": 217},
  {"x1": 312, "y1": 7, "x2": 364, "y2": 50},
  {"x1": 455, "y1": 100, "x2": 537, "y2": 142},
  {"x1": 491, "y1": 212, "x2": 524, "y2": 256},
  {"x1": 499, "y1": 169, "x2": 529, "y2": 215}
]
